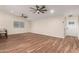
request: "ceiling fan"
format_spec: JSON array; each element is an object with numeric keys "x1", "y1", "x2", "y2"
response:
[
  {"x1": 30, "y1": 5, "x2": 47, "y2": 14},
  {"x1": 20, "y1": 13, "x2": 28, "y2": 18}
]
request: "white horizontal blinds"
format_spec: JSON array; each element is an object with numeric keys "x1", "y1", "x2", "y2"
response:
[{"x1": 14, "y1": 21, "x2": 24, "y2": 28}]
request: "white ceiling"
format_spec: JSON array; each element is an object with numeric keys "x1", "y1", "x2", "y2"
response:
[{"x1": 0, "y1": 5, "x2": 79, "y2": 20}]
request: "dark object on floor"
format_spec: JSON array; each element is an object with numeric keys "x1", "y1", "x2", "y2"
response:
[{"x1": 0, "y1": 29, "x2": 8, "y2": 39}]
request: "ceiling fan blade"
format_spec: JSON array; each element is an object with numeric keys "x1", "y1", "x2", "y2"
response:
[
  {"x1": 41, "y1": 11, "x2": 45, "y2": 13},
  {"x1": 36, "y1": 5, "x2": 40, "y2": 10},
  {"x1": 30, "y1": 7, "x2": 36, "y2": 10},
  {"x1": 39, "y1": 9, "x2": 47, "y2": 13},
  {"x1": 40, "y1": 5, "x2": 46, "y2": 10},
  {"x1": 41, "y1": 9, "x2": 47, "y2": 11},
  {"x1": 36, "y1": 5, "x2": 39, "y2": 8}
]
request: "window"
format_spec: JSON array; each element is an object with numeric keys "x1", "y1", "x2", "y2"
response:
[{"x1": 14, "y1": 21, "x2": 24, "y2": 28}]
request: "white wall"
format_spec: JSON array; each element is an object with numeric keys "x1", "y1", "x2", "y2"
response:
[
  {"x1": 0, "y1": 11, "x2": 29, "y2": 35},
  {"x1": 31, "y1": 17, "x2": 65, "y2": 38}
]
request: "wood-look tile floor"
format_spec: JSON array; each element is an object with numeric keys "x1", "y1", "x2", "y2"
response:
[{"x1": 0, "y1": 33, "x2": 79, "y2": 53}]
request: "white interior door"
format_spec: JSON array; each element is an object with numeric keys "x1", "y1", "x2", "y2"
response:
[{"x1": 65, "y1": 16, "x2": 78, "y2": 37}]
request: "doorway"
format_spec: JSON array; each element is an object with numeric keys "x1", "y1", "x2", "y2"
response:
[{"x1": 64, "y1": 16, "x2": 78, "y2": 37}]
